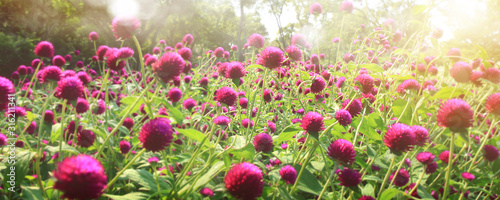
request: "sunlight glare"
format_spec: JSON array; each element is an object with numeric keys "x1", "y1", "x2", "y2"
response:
[{"x1": 108, "y1": 0, "x2": 139, "y2": 17}]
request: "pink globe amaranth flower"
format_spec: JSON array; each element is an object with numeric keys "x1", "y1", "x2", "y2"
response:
[
  {"x1": 53, "y1": 155, "x2": 107, "y2": 200},
  {"x1": 336, "y1": 76, "x2": 346, "y2": 88},
  {"x1": 389, "y1": 168, "x2": 410, "y2": 187},
  {"x1": 216, "y1": 87, "x2": 237, "y2": 106},
  {"x1": 148, "y1": 157, "x2": 159, "y2": 164},
  {"x1": 0, "y1": 76, "x2": 15, "y2": 111},
  {"x1": 358, "y1": 196, "x2": 376, "y2": 200},
  {"x1": 96, "y1": 45, "x2": 109, "y2": 61},
  {"x1": 75, "y1": 61, "x2": 84, "y2": 68},
  {"x1": 337, "y1": 167, "x2": 362, "y2": 187},
  {"x1": 447, "y1": 48, "x2": 461, "y2": 62},
  {"x1": 461, "y1": 172, "x2": 475, "y2": 181},
  {"x1": 139, "y1": 118, "x2": 174, "y2": 152},
  {"x1": 384, "y1": 123, "x2": 416, "y2": 154},
  {"x1": 438, "y1": 150, "x2": 455, "y2": 164},
  {"x1": 152, "y1": 47, "x2": 161, "y2": 54},
  {"x1": 332, "y1": 37, "x2": 340, "y2": 43},
  {"x1": 450, "y1": 61, "x2": 472, "y2": 83},
  {"x1": 153, "y1": 52, "x2": 186, "y2": 83},
  {"x1": 64, "y1": 54, "x2": 72, "y2": 62},
  {"x1": 0, "y1": 133, "x2": 7, "y2": 146},
  {"x1": 32, "y1": 58, "x2": 44, "y2": 69},
  {"x1": 286, "y1": 45, "x2": 302, "y2": 61},
  {"x1": 43, "y1": 110, "x2": 54, "y2": 124},
  {"x1": 52, "y1": 55, "x2": 66, "y2": 67},
  {"x1": 291, "y1": 34, "x2": 307, "y2": 46},
  {"x1": 76, "y1": 71, "x2": 91, "y2": 85},
  {"x1": 416, "y1": 152, "x2": 435, "y2": 165},
  {"x1": 279, "y1": 165, "x2": 297, "y2": 184},
  {"x1": 327, "y1": 139, "x2": 356, "y2": 164},
  {"x1": 231, "y1": 45, "x2": 238, "y2": 51},
  {"x1": 182, "y1": 34, "x2": 194, "y2": 46},
  {"x1": 168, "y1": 88, "x2": 182, "y2": 103},
  {"x1": 340, "y1": 1, "x2": 354, "y2": 13},
  {"x1": 89, "y1": 31, "x2": 99, "y2": 41},
  {"x1": 26, "y1": 121, "x2": 37, "y2": 134},
  {"x1": 437, "y1": 99, "x2": 474, "y2": 132},
  {"x1": 393, "y1": 30, "x2": 403, "y2": 43},
  {"x1": 77, "y1": 130, "x2": 95, "y2": 148},
  {"x1": 174, "y1": 43, "x2": 183, "y2": 50},
  {"x1": 253, "y1": 133, "x2": 273, "y2": 153},
  {"x1": 214, "y1": 47, "x2": 225, "y2": 58},
  {"x1": 483, "y1": 67, "x2": 500, "y2": 84},
  {"x1": 145, "y1": 56, "x2": 158, "y2": 66},
  {"x1": 355, "y1": 74, "x2": 374, "y2": 94},
  {"x1": 486, "y1": 93, "x2": 500, "y2": 116},
  {"x1": 396, "y1": 79, "x2": 420, "y2": 94},
  {"x1": 300, "y1": 111, "x2": 325, "y2": 134},
  {"x1": 17, "y1": 65, "x2": 28, "y2": 75},
  {"x1": 105, "y1": 49, "x2": 127, "y2": 71},
  {"x1": 310, "y1": 54, "x2": 320, "y2": 64},
  {"x1": 336, "y1": 109, "x2": 352, "y2": 126},
  {"x1": 224, "y1": 162, "x2": 264, "y2": 200},
  {"x1": 257, "y1": 46, "x2": 284, "y2": 70},
  {"x1": 75, "y1": 98, "x2": 89, "y2": 114},
  {"x1": 200, "y1": 187, "x2": 214, "y2": 197},
  {"x1": 123, "y1": 117, "x2": 134, "y2": 130},
  {"x1": 263, "y1": 88, "x2": 273, "y2": 103},
  {"x1": 342, "y1": 99, "x2": 363, "y2": 117},
  {"x1": 92, "y1": 100, "x2": 105, "y2": 115},
  {"x1": 34, "y1": 41, "x2": 54, "y2": 58},
  {"x1": 484, "y1": 145, "x2": 499, "y2": 162},
  {"x1": 178, "y1": 47, "x2": 192, "y2": 60},
  {"x1": 54, "y1": 76, "x2": 84, "y2": 102},
  {"x1": 119, "y1": 140, "x2": 131, "y2": 154},
  {"x1": 183, "y1": 98, "x2": 197, "y2": 110},
  {"x1": 61, "y1": 70, "x2": 76, "y2": 79},
  {"x1": 248, "y1": 33, "x2": 265, "y2": 49},
  {"x1": 116, "y1": 47, "x2": 134, "y2": 59},
  {"x1": 310, "y1": 3, "x2": 322, "y2": 15},
  {"x1": 112, "y1": 15, "x2": 141, "y2": 40},
  {"x1": 239, "y1": 97, "x2": 248, "y2": 109},
  {"x1": 242, "y1": 118, "x2": 254, "y2": 128},
  {"x1": 214, "y1": 116, "x2": 231, "y2": 126},
  {"x1": 344, "y1": 53, "x2": 355, "y2": 63},
  {"x1": 425, "y1": 161, "x2": 438, "y2": 174},
  {"x1": 384, "y1": 18, "x2": 396, "y2": 28},
  {"x1": 470, "y1": 71, "x2": 483, "y2": 86},
  {"x1": 225, "y1": 62, "x2": 246, "y2": 79},
  {"x1": 411, "y1": 125, "x2": 429, "y2": 147},
  {"x1": 199, "y1": 77, "x2": 209, "y2": 86}
]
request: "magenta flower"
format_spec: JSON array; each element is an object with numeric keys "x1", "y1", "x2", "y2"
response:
[
  {"x1": 224, "y1": 162, "x2": 264, "y2": 200},
  {"x1": 111, "y1": 15, "x2": 141, "y2": 40}
]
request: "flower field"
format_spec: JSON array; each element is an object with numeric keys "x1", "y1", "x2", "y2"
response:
[{"x1": 1, "y1": 1, "x2": 500, "y2": 200}]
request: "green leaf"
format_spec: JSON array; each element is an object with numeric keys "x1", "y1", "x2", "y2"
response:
[
  {"x1": 120, "y1": 96, "x2": 138, "y2": 105},
  {"x1": 50, "y1": 123, "x2": 62, "y2": 143},
  {"x1": 311, "y1": 161, "x2": 325, "y2": 171},
  {"x1": 392, "y1": 98, "x2": 414, "y2": 125},
  {"x1": 164, "y1": 102, "x2": 184, "y2": 125},
  {"x1": 228, "y1": 143, "x2": 255, "y2": 160},
  {"x1": 412, "y1": 5, "x2": 427, "y2": 14},
  {"x1": 417, "y1": 184, "x2": 435, "y2": 199},
  {"x1": 483, "y1": 60, "x2": 493, "y2": 70},
  {"x1": 293, "y1": 165, "x2": 323, "y2": 196},
  {"x1": 476, "y1": 45, "x2": 488, "y2": 59},
  {"x1": 193, "y1": 161, "x2": 224, "y2": 190},
  {"x1": 118, "y1": 98, "x2": 144, "y2": 117},
  {"x1": 367, "y1": 145, "x2": 377, "y2": 159},
  {"x1": 3, "y1": 151, "x2": 35, "y2": 190},
  {"x1": 121, "y1": 169, "x2": 170, "y2": 192},
  {"x1": 176, "y1": 129, "x2": 210, "y2": 147},
  {"x1": 362, "y1": 184, "x2": 374, "y2": 197},
  {"x1": 429, "y1": 87, "x2": 466, "y2": 100},
  {"x1": 246, "y1": 64, "x2": 265, "y2": 70},
  {"x1": 104, "y1": 192, "x2": 149, "y2": 200},
  {"x1": 44, "y1": 144, "x2": 79, "y2": 154},
  {"x1": 380, "y1": 188, "x2": 402, "y2": 200},
  {"x1": 275, "y1": 124, "x2": 301, "y2": 144},
  {"x1": 359, "y1": 64, "x2": 384, "y2": 73},
  {"x1": 21, "y1": 186, "x2": 44, "y2": 200},
  {"x1": 363, "y1": 175, "x2": 383, "y2": 182},
  {"x1": 278, "y1": 186, "x2": 295, "y2": 200}
]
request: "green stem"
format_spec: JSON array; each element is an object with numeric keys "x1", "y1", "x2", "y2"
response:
[
  {"x1": 106, "y1": 148, "x2": 146, "y2": 190},
  {"x1": 132, "y1": 35, "x2": 145, "y2": 84},
  {"x1": 290, "y1": 139, "x2": 319, "y2": 194},
  {"x1": 377, "y1": 157, "x2": 396, "y2": 198},
  {"x1": 58, "y1": 99, "x2": 67, "y2": 162},
  {"x1": 318, "y1": 163, "x2": 339, "y2": 199},
  {"x1": 442, "y1": 133, "x2": 455, "y2": 200}
]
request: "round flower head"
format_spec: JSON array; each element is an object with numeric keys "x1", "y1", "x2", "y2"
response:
[
  {"x1": 75, "y1": 98, "x2": 89, "y2": 114},
  {"x1": 52, "y1": 55, "x2": 66, "y2": 67},
  {"x1": 34, "y1": 41, "x2": 55, "y2": 58},
  {"x1": 53, "y1": 155, "x2": 107, "y2": 200},
  {"x1": 32, "y1": 58, "x2": 44, "y2": 69},
  {"x1": 359, "y1": 196, "x2": 376, "y2": 200},
  {"x1": 253, "y1": 133, "x2": 273, "y2": 153},
  {"x1": 152, "y1": 52, "x2": 186, "y2": 83},
  {"x1": 447, "y1": 48, "x2": 462, "y2": 62},
  {"x1": 310, "y1": 54, "x2": 320, "y2": 64},
  {"x1": 461, "y1": 172, "x2": 475, "y2": 181},
  {"x1": 336, "y1": 109, "x2": 352, "y2": 126},
  {"x1": 89, "y1": 31, "x2": 99, "y2": 41},
  {"x1": 486, "y1": 93, "x2": 500, "y2": 116},
  {"x1": 17, "y1": 65, "x2": 28, "y2": 75},
  {"x1": 214, "y1": 47, "x2": 225, "y2": 58},
  {"x1": 75, "y1": 61, "x2": 84, "y2": 68},
  {"x1": 242, "y1": 118, "x2": 254, "y2": 128},
  {"x1": 310, "y1": 76, "x2": 325, "y2": 94},
  {"x1": 291, "y1": 34, "x2": 307, "y2": 47},
  {"x1": 439, "y1": 151, "x2": 455, "y2": 164},
  {"x1": 239, "y1": 97, "x2": 248, "y2": 109},
  {"x1": 216, "y1": 87, "x2": 237, "y2": 106},
  {"x1": 332, "y1": 37, "x2": 340, "y2": 43},
  {"x1": 396, "y1": 79, "x2": 420, "y2": 94},
  {"x1": 76, "y1": 71, "x2": 91, "y2": 85},
  {"x1": 231, "y1": 45, "x2": 238, "y2": 51},
  {"x1": 224, "y1": 162, "x2": 264, "y2": 200},
  {"x1": 411, "y1": 125, "x2": 429, "y2": 147},
  {"x1": 178, "y1": 47, "x2": 192, "y2": 60},
  {"x1": 200, "y1": 187, "x2": 214, "y2": 197},
  {"x1": 390, "y1": 168, "x2": 410, "y2": 187},
  {"x1": 248, "y1": 33, "x2": 265, "y2": 49},
  {"x1": 279, "y1": 165, "x2": 297, "y2": 184},
  {"x1": 54, "y1": 76, "x2": 84, "y2": 102},
  {"x1": 416, "y1": 152, "x2": 435, "y2": 165},
  {"x1": 0, "y1": 133, "x2": 7, "y2": 146},
  {"x1": 92, "y1": 100, "x2": 105, "y2": 115},
  {"x1": 483, "y1": 67, "x2": 500, "y2": 84},
  {"x1": 225, "y1": 62, "x2": 246, "y2": 79},
  {"x1": 96, "y1": 45, "x2": 109, "y2": 61},
  {"x1": 263, "y1": 89, "x2": 273, "y2": 103},
  {"x1": 437, "y1": 99, "x2": 474, "y2": 132},
  {"x1": 105, "y1": 49, "x2": 127, "y2": 71},
  {"x1": 145, "y1": 56, "x2": 158, "y2": 66},
  {"x1": 450, "y1": 61, "x2": 472, "y2": 83},
  {"x1": 484, "y1": 145, "x2": 499, "y2": 162},
  {"x1": 64, "y1": 54, "x2": 72, "y2": 62},
  {"x1": 119, "y1": 140, "x2": 131, "y2": 154},
  {"x1": 337, "y1": 168, "x2": 362, "y2": 187},
  {"x1": 355, "y1": 74, "x2": 374, "y2": 94},
  {"x1": 182, "y1": 34, "x2": 194, "y2": 46},
  {"x1": 310, "y1": 3, "x2": 322, "y2": 15},
  {"x1": 168, "y1": 88, "x2": 183, "y2": 103},
  {"x1": 139, "y1": 118, "x2": 174, "y2": 152},
  {"x1": 286, "y1": 45, "x2": 302, "y2": 61},
  {"x1": 77, "y1": 130, "x2": 95, "y2": 148},
  {"x1": 0, "y1": 76, "x2": 15, "y2": 111},
  {"x1": 214, "y1": 116, "x2": 231, "y2": 126},
  {"x1": 344, "y1": 53, "x2": 355, "y2": 63},
  {"x1": 340, "y1": 1, "x2": 354, "y2": 13},
  {"x1": 61, "y1": 70, "x2": 76, "y2": 79},
  {"x1": 327, "y1": 139, "x2": 356, "y2": 164},
  {"x1": 384, "y1": 123, "x2": 416, "y2": 154},
  {"x1": 257, "y1": 46, "x2": 284, "y2": 70},
  {"x1": 183, "y1": 98, "x2": 197, "y2": 110},
  {"x1": 425, "y1": 162, "x2": 438, "y2": 174},
  {"x1": 112, "y1": 15, "x2": 141, "y2": 40},
  {"x1": 43, "y1": 110, "x2": 55, "y2": 124},
  {"x1": 123, "y1": 117, "x2": 134, "y2": 130},
  {"x1": 300, "y1": 111, "x2": 325, "y2": 134},
  {"x1": 342, "y1": 99, "x2": 363, "y2": 117}
]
